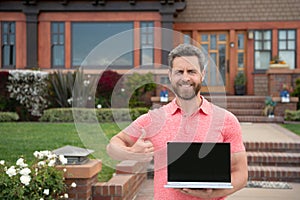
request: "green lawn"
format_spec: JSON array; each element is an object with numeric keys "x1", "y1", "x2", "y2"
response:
[
  {"x1": 281, "y1": 123, "x2": 300, "y2": 136},
  {"x1": 0, "y1": 122, "x2": 127, "y2": 182}
]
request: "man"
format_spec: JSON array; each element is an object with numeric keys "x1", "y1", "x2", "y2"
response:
[{"x1": 107, "y1": 44, "x2": 248, "y2": 200}]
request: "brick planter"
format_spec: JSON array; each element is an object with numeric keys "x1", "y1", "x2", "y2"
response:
[{"x1": 56, "y1": 159, "x2": 102, "y2": 200}]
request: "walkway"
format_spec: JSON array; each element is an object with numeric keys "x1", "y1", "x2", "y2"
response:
[{"x1": 135, "y1": 123, "x2": 300, "y2": 200}]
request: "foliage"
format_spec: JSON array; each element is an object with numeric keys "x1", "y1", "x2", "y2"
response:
[
  {"x1": 291, "y1": 78, "x2": 300, "y2": 109},
  {"x1": 263, "y1": 96, "x2": 277, "y2": 116},
  {"x1": 6, "y1": 70, "x2": 49, "y2": 116},
  {"x1": 124, "y1": 72, "x2": 156, "y2": 108},
  {"x1": 96, "y1": 70, "x2": 122, "y2": 108},
  {"x1": 0, "y1": 112, "x2": 19, "y2": 122},
  {"x1": 48, "y1": 70, "x2": 76, "y2": 108},
  {"x1": 0, "y1": 151, "x2": 72, "y2": 199},
  {"x1": 284, "y1": 109, "x2": 300, "y2": 121},
  {"x1": 39, "y1": 107, "x2": 149, "y2": 122},
  {"x1": 234, "y1": 71, "x2": 246, "y2": 86}
]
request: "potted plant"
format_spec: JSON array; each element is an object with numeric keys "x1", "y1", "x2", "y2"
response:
[{"x1": 234, "y1": 72, "x2": 246, "y2": 95}]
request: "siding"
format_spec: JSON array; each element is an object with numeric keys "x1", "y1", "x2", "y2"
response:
[{"x1": 176, "y1": 0, "x2": 300, "y2": 22}]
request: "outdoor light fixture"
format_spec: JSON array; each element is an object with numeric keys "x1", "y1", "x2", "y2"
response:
[
  {"x1": 230, "y1": 42, "x2": 235, "y2": 48},
  {"x1": 53, "y1": 145, "x2": 94, "y2": 165},
  {"x1": 248, "y1": 30, "x2": 254, "y2": 39}
]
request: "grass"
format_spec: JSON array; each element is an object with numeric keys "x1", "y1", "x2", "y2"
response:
[
  {"x1": 0, "y1": 122, "x2": 128, "y2": 182},
  {"x1": 281, "y1": 123, "x2": 300, "y2": 136}
]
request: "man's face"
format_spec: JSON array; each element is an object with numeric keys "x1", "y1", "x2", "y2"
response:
[{"x1": 169, "y1": 56, "x2": 204, "y2": 100}]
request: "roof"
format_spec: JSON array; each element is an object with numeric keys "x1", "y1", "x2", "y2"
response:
[{"x1": 175, "y1": 0, "x2": 300, "y2": 22}]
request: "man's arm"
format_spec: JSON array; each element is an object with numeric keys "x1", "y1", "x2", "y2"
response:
[
  {"x1": 106, "y1": 131, "x2": 154, "y2": 162},
  {"x1": 180, "y1": 151, "x2": 248, "y2": 199}
]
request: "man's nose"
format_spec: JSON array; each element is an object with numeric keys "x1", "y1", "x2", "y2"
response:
[{"x1": 182, "y1": 71, "x2": 191, "y2": 81}]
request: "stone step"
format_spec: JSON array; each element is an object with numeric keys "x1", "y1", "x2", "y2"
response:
[
  {"x1": 247, "y1": 152, "x2": 300, "y2": 167},
  {"x1": 248, "y1": 165, "x2": 300, "y2": 182},
  {"x1": 244, "y1": 141, "x2": 300, "y2": 153},
  {"x1": 238, "y1": 116, "x2": 284, "y2": 123}
]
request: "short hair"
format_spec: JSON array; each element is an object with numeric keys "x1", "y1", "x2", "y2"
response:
[{"x1": 168, "y1": 44, "x2": 207, "y2": 71}]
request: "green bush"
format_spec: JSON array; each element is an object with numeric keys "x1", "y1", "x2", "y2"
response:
[
  {"x1": 0, "y1": 112, "x2": 19, "y2": 122},
  {"x1": 284, "y1": 109, "x2": 300, "y2": 121},
  {"x1": 39, "y1": 108, "x2": 149, "y2": 122}
]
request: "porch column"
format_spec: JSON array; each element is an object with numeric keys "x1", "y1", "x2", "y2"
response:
[{"x1": 24, "y1": 9, "x2": 39, "y2": 69}]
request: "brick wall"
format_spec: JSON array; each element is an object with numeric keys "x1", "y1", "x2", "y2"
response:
[
  {"x1": 92, "y1": 160, "x2": 148, "y2": 200},
  {"x1": 254, "y1": 75, "x2": 268, "y2": 96}
]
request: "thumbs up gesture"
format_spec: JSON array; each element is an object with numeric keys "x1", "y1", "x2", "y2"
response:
[{"x1": 129, "y1": 129, "x2": 154, "y2": 162}]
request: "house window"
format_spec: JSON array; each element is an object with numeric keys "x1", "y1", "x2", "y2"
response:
[
  {"x1": 237, "y1": 33, "x2": 246, "y2": 69},
  {"x1": 140, "y1": 22, "x2": 154, "y2": 67},
  {"x1": 278, "y1": 29, "x2": 296, "y2": 69},
  {"x1": 182, "y1": 31, "x2": 192, "y2": 44},
  {"x1": 51, "y1": 22, "x2": 65, "y2": 68},
  {"x1": 254, "y1": 30, "x2": 272, "y2": 70},
  {"x1": 72, "y1": 22, "x2": 133, "y2": 68},
  {"x1": 1, "y1": 22, "x2": 15, "y2": 69}
]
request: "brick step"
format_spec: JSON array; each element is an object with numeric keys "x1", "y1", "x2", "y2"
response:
[
  {"x1": 238, "y1": 116, "x2": 284, "y2": 123},
  {"x1": 227, "y1": 102, "x2": 265, "y2": 109},
  {"x1": 247, "y1": 152, "x2": 300, "y2": 167},
  {"x1": 248, "y1": 165, "x2": 300, "y2": 182},
  {"x1": 229, "y1": 109, "x2": 263, "y2": 116},
  {"x1": 205, "y1": 95, "x2": 266, "y2": 103},
  {"x1": 244, "y1": 141, "x2": 300, "y2": 153}
]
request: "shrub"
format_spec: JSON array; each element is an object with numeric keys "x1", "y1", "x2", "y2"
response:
[
  {"x1": 292, "y1": 78, "x2": 300, "y2": 109},
  {"x1": 0, "y1": 151, "x2": 72, "y2": 199},
  {"x1": 39, "y1": 108, "x2": 149, "y2": 122},
  {"x1": 284, "y1": 109, "x2": 300, "y2": 121},
  {"x1": 96, "y1": 70, "x2": 122, "y2": 108},
  {"x1": 0, "y1": 112, "x2": 19, "y2": 122},
  {"x1": 6, "y1": 70, "x2": 49, "y2": 116}
]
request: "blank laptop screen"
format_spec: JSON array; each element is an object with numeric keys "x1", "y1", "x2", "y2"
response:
[{"x1": 167, "y1": 142, "x2": 231, "y2": 182}]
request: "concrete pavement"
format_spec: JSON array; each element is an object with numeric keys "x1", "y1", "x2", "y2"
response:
[{"x1": 135, "y1": 123, "x2": 300, "y2": 200}]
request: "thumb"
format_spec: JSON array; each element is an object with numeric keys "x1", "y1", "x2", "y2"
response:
[{"x1": 138, "y1": 129, "x2": 146, "y2": 141}]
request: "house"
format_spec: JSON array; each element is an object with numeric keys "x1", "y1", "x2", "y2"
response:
[{"x1": 1, "y1": 0, "x2": 300, "y2": 96}]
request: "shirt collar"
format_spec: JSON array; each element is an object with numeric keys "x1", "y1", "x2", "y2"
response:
[{"x1": 169, "y1": 96, "x2": 210, "y2": 115}]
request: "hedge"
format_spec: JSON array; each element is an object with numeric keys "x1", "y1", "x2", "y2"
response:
[
  {"x1": 39, "y1": 107, "x2": 149, "y2": 122},
  {"x1": 284, "y1": 109, "x2": 300, "y2": 121},
  {"x1": 0, "y1": 112, "x2": 19, "y2": 122}
]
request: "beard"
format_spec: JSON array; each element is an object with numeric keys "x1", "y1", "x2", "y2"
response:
[{"x1": 172, "y1": 81, "x2": 201, "y2": 100}]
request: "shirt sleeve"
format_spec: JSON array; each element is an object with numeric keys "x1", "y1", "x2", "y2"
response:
[
  {"x1": 123, "y1": 113, "x2": 152, "y2": 142},
  {"x1": 222, "y1": 111, "x2": 246, "y2": 153}
]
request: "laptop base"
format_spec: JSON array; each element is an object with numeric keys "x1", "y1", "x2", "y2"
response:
[{"x1": 164, "y1": 182, "x2": 233, "y2": 189}]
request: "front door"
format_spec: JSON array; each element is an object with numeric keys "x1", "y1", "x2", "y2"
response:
[{"x1": 198, "y1": 32, "x2": 229, "y2": 93}]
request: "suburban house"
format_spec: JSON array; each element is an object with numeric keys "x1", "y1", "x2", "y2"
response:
[{"x1": 1, "y1": 0, "x2": 300, "y2": 97}]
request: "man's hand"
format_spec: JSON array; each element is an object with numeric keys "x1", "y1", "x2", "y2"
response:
[
  {"x1": 179, "y1": 188, "x2": 214, "y2": 199},
  {"x1": 128, "y1": 129, "x2": 154, "y2": 162},
  {"x1": 107, "y1": 129, "x2": 154, "y2": 162}
]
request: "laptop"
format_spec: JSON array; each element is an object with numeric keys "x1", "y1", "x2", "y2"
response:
[{"x1": 164, "y1": 142, "x2": 233, "y2": 189}]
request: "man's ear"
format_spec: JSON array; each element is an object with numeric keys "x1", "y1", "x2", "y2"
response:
[
  {"x1": 168, "y1": 69, "x2": 172, "y2": 81},
  {"x1": 201, "y1": 69, "x2": 206, "y2": 82}
]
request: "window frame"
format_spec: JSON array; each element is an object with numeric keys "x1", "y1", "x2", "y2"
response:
[
  {"x1": 1, "y1": 21, "x2": 16, "y2": 69},
  {"x1": 278, "y1": 29, "x2": 296, "y2": 69},
  {"x1": 254, "y1": 30, "x2": 272, "y2": 71},
  {"x1": 140, "y1": 21, "x2": 154, "y2": 68},
  {"x1": 51, "y1": 22, "x2": 65, "y2": 69}
]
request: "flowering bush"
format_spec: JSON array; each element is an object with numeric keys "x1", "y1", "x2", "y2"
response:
[
  {"x1": 0, "y1": 151, "x2": 75, "y2": 199},
  {"x1": 6, "y1": 70, "x2": 49, "y2": 116}
]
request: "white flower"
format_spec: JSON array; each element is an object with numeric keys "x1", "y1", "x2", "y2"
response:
[
  {"x1": 59, "y1": 155, "x2": 68, "y2": 165},
  {"x1": 71, "y1": 182, "x2": 77, "y2": 188},
  {"x1": 43, "y1": 189, "x2": 50, "y2": 195},
  {"x1": 63, "y1": 168, "x2": 67, "y2": 172},
  {"x1": 20, "y1": 175, "x2": 31, "y2": 186},
  {"x1": 97, "y1": 104, "x2": 102, "y2": 109},
  {"x1": 0, "y1": 160, "x2": 5, "y2": 165},
  {"x1": 40, "y1": 198, "x2": 44, "y2": 200},
  {"x1": 19, "y1": 167, "x2": 31, "y2": 176},
  {"x1": 38, "y1": 161, "x2": 46, "y2": 167},
  {"x1": 64, "y1": 193, "x2": 69, "y2": 198},
  {"x1": 121, "y1": 88, "x2": 125, "y2": 92},
  {"x1": 6, "y1": 166, "x2": 17, "y2": 177},
  {"x1": 48, "y1": 159, "x2": 56, "y2": 167},
  {"x1": 16, "y1": 158, "x2": 28, "y2": 168}
]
